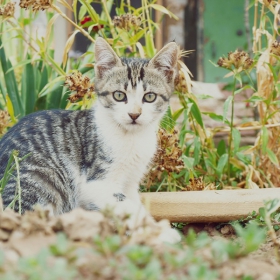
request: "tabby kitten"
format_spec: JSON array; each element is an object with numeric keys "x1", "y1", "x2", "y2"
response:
[{"x1": 0, "y1": 37, "x2": 180, "y2": 243}]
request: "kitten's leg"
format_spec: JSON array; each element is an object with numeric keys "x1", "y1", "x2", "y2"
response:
[
  {"x1": 79, "y1": 181, "x2": 151, "y2": 228},
  {"x1": 80, "y1": 182, "x2": 181, "y2": 243},
  {"x1": 125, "y1": 186, "x2": 181, "y2": 243}
]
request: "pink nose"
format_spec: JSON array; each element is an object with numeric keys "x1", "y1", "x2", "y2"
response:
[{"x1": 128, "y1": 113, "x2": 141, "y2": 120}]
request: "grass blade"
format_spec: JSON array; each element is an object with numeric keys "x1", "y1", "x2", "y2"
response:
[
  {"x1": 21, "y1": 55, "x2": 36, "y2": 115},
  {"x1": 0, "y1": 38, "x2": 24, "y2": 118}
]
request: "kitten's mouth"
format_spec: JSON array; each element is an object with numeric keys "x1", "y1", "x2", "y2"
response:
[{"x1": 131, "y1": 120, "x2": 138, "y2": 125}]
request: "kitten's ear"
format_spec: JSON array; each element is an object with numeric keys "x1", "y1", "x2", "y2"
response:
[
  {"x1": 148, "y1": 42, "x2": 178, "y2": 82},
  {"x1": 95, "y1": 37, "x2": 122, "y2": 79}
]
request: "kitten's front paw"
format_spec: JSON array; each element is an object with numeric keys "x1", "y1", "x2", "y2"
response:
[
  {"x1": 157, "y1": 220, "x2": 181, "y2": 244},
  {"x1": 158, "y1": 227, "x2": 181, "y2": 244}
]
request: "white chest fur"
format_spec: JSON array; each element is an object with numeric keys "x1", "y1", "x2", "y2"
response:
[{"x1": 95, "y1": 104, "x2": 157, "y2": 189}]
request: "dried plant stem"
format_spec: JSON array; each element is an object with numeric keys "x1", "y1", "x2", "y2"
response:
[
  {"x1": 7, "y1": 19, "x2": 66, "y2": 76},
  {"x1": 214, "y1": 122, "x2": 280, "y2": 133},
  {"x1": 143, "y1": 0, "x2": 155, "y2": 54},
  {"x1": 244, "y1": 0, "x2": 252, "y2": 56},
  {"x1": 258, "y1": 3, "x2": 265, "y2": 50},
  {"x1": 100, "y1": 0, "x2": 120, "y2": 55},
  {"x1": 265, "y1": 214, "x2": 280, "y2": 260},
  {"x1": 13, "y1": 153, "x2": 21, "y2": 215},
  {"x1": 52, "y1": 4, "x2": 95, "y2": 44},
  {"x1": 7, "y1": 20, "x2": 38, "y2": 54},
  {"x1": 253, "y1": 0, "x2": 258, "y2": 52},
  {"x1": 227, "y1": 77, "x2": 237, "y2": 183},
  {"x1": 100, "y1": 0, "x2": 117, "y2": 39}
]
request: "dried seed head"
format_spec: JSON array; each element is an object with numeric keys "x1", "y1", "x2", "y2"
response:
[
  {"x1": 113, "y1": 14, "x2": 142, "y2": 31},
  {"x1": 271, "y1": 40, "x2": 280, "y2": 56},
  {"x1": 0, "y1": 111, "x2": 11, "y2": 136},
  {"x1": 64, "y1": 72, "x2": 95, "y2": 103},
  {"x1": 263, "y1": 0, "x2": 272, "y2": 7},
  {"x1": 217, "y1": 50, "x2": 253, "y2": 71},
  {"x1": 0, "y1": 2, "x2": 15, "y2": 18},
  {"x1": 146, "y1": 128, "x2": 184, "y2": 187},
  {"x1": 217, "y1": 57, "x2": 232, "y2": 70},
  {"x1": 19, "y1": 0, "x2": 52, "y2": 12},
  {"x1": 175, "y1": 49, "x2": 193, "y2": 93},
  {"x1": 187, "y1": 177, "x2": 205, "y2": 191},
  {"x1": 175, "y1": 69, "x2": 188, "y2": 92}
]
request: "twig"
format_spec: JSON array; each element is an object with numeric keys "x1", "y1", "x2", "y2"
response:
[
  {"x1": 227, "y1": 77, "x2": 237, "y2": 183},
  {"x1": 13, "y1": 153, "x2": 22, "y2": 215},
  {"x1": 253, "y1": 0, "x2": 258, "y2": 52},
  {"x1": 244, "y1": 0, "x2": 252, "y2": 56},
  {"x1": 52, "y1": 4, "x2": 95, "y2": 44},
  {"x1": 213, "y1": 122, "x2": 280, "y2": 133}
]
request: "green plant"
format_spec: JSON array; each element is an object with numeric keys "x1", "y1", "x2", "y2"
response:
[{"x1": 0, "y1": 210, "x2": 275, "y2": 279}]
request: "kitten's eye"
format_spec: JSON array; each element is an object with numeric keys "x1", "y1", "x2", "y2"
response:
[
  {"x1": 143, "y1": 92, "x2": 157, "y2": 103},
  {"x1": 113, "y1": 91, "x2": 127, "y2": 102}
]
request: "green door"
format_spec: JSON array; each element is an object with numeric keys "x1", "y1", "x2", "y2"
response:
[{"x1": 203, "y1": 0, "x2": 254, "y2": 82}]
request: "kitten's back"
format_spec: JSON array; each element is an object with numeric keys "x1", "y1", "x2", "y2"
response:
[{"x1": 0, "y1": 109, "x2": 109, "y2": 213}]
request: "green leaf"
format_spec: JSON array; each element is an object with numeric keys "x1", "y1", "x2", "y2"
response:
[
  {"x1": 73, "y1": 0, "x2": 78, "y2": 22},
  {"x1": 196, "y1": 94, "x2": 213, "y2": 100},
  {"x1": 236, "y1": 152, "x2": 251, "y2": 165},
  {"x1": 5, "y1": 58, "x2": 40, "y2": 74},
  {"x1": 145, "y1": 31, "x2": 155, "y2": 57},
  {"x1": 193, "y1": 136, "x2": 201, "y2": 165},
  {"x1": 235, "y1": 73, "x2": 242, "y2": 86},
  {"x1": 258, "y1": 207, "x2": 266, "y2": 219},
  {"x1": 267, "y1": 148, "x2": 279, "y2": 166},
  {"x1": 217, "y1": 140, "x2": 226, "y2": 156},
  {"x1": 247, "y1": 95, "x2": 265, "y2": 103},
  {"x1": 183, "y1": 156, "x2": 194, "y2": 170},
  {"x1": 38, "y1": 76, "x2": 65, "y2": 98},
  {"x1": 223, "y1": 95, "x2": 233, "y2": 122},
  {"x1": 216, "y1": 154, "x2": 228, "y2": 178},
  {"x1": 266, "y1": 63, "x2": 278, "y2": 82},
  {"x1": 203, "y1": 112, "x2": 224, "y2": 123},
  {"x1": 261, "y1": 126, "x2": 268, "y2": 154},
  {"x1": 0, "y1": 38, "x2": 24, "y2": 118},
  {"x1": 171, "y1": 107, "x2": 184, "y2": 122},
  {"x1": 149, "y1": 4, "x2": 179, "y2": 19},
  {"x1": 265, "y1": 199, "x2": 280, "y2": 216},
  {"x1": 46, "y1": 82, "x2": 64, "y2": 110},
  {"x1": 21, "y1": 56, "x2": 36, "y2": 115},
  {"x1": 129, "y1": 28, "x2": 147, "y2": 45},
  {"x1": 0, "y1": 80, "x2": 6, "y2": 105},
  {"x1": 205, "y1": 158, "x2": 216, "y2": 173},
  {"x1": 234, "y1": 222, "x2": 266, "y2": 254},
  {"x1": 59, "y1": 87, "x2": 69, "y2": 109},
  {"x1": 6, "y1": 95, "x2": 16, "y2": 123},
  {"x1": 189, "y1": 98, "x2": 204, "y2": 127},
  {"x1": 234, "y1": 84, "x2": 255, "y2": 95},
  {"x1": 78, "y1": 4, "x2": 87, "y2": 20},
  {"x1": 160, "y1": 106, "x2": 175, "y2": 131},
  {"x1": 79, "y1": 0, "x2": 99, "y2": 23},
  {"x1": 232, "y1": 128, "x2": 241, "y2": 154},
  {"x1": 38, "y1": 65, "x2": 49, "y2": 93}
]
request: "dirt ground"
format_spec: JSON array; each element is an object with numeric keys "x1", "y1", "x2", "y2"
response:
[
  {"x1": 0, "y1": 207, "x2": 279, "y2": 279},
  {"x1": 183, "y1": 223, "x2": 280, "y2": 279}
]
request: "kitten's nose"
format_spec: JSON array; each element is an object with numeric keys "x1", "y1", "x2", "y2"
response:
[{"x1": 128, "y1": 113, "x2": 141, "y2": 120}]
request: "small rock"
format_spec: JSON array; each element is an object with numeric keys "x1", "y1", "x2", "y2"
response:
[
  {"x1": 0, "y1": 209, "x2": 20, "y2": 231},
  {"x1": 220, "y1": 224, "x2": 235, "y2": 235},
  {"x1": 59, "y1": 208, "x2": 104, "y2": 242},
  {"x1": 0, "y1": 229, "x2": 10, "y2": 241},
  {"x1": 182, "y1": 223, "x2": 206, "y2": 235}
]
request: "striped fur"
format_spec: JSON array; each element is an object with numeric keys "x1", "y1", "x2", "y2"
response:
[{"x1": 0, "y1": 37, "x2": 181, "y2": 243}]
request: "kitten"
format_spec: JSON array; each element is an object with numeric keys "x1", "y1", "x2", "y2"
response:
[{"x1": 0, "y1": 37, "x2": 180, "y2": 243}]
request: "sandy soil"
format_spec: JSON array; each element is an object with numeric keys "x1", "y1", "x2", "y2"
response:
[
  {"x1": 0, "y1": 207, "x2": 279, "y2": 279},
  {"x1": 183, "y1": 223, "x2": 280, "y2": 279}
]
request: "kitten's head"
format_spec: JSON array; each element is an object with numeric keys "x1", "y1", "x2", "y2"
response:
[{"x1": 94, "y1": 37, "x2": 178, "y2": 132}]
